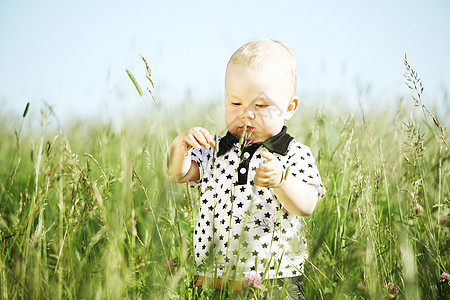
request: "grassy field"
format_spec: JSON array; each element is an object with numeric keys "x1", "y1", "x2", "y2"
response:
[{"x1": 1, "y1": 68, "x2": 449, "y2": 299}]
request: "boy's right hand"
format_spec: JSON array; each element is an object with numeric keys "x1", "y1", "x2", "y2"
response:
[{"x1": 175, "y1": 127, "x2": 215, "y2": 156}]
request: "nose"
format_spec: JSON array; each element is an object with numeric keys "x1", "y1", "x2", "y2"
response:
[{"x1": 243, "y1": 110, "x2": 255, "y2": 120}]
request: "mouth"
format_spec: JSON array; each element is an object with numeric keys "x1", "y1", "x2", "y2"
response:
[
  {"x1": 238, "y1": 125, "x2": 255, "y2": 132},
  {"x1": 236, "y1": 125, "x2": 256, "y2": 144}
]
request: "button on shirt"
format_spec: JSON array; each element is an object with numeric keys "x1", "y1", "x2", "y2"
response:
[{"x1": 190, "y1": 127, "x2": 325, "y2": 279}]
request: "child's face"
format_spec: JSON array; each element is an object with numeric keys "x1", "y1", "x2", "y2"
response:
[{"x1": 224, "y1": 63, "x2": 298, "y2": 143}]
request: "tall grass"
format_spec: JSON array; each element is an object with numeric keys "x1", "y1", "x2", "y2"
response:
[
  {"x1": 0, "y1": 64, "x2": 449, "y2": 299},
  {"x1": 304, "y1": 99, "x2": 449, "y2": 299}
]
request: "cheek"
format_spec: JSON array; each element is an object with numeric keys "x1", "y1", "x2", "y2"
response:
[
  {"x1": 258, "y1": 111, "x2": 274, "y2": 123},
  {"x1": 259, "y1": 112, "x2": 284, "y2": 130},
  {"x1": 225, "y1": 109, "x2": 238, "y2": 125}
]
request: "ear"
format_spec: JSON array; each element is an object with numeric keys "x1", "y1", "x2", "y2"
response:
[{"x1": 284, "y1": 96, "x2": 299, "y2": 120}]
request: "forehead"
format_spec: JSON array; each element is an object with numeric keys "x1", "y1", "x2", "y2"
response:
[
  {"x1": 225, "y1": 63, "x2": 289, "y2": 86},
  {"x1": 224, "y1": 91, "x2": 272, "y2": 103},
  {"x1": 225, "y1": 63, "x2": 294, "y2": 101},
  {"x1": 226, "y1": 60, "x2": 286, "y2": 75}
]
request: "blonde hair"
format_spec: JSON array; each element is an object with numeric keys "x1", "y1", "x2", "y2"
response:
[{"x1": 227, "y1": 39, "x2": 297, "y2": 95}]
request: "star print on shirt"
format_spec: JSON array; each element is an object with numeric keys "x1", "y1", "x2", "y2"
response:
[{"x1": 189, "y1": 129, "x2": 326, "y2": 279}]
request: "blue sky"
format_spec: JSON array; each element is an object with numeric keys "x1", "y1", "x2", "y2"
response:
[{"x1": 1, "y1": 0, "x2": 449, "y2": 122}]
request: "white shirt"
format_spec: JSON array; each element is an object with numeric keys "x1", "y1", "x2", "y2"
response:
[{"x1": 190, "y1": 127, "x2": 325, "y2": 279}]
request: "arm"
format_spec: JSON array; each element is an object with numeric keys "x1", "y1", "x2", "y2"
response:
[
  {"x1": 254, "y1": 151, "x2": 318, "y2": 216},
  {"x1": 272, "y1": 178, "x2": 318, "y2": 216},
  {"x1": 163, "y1": 127, "x2": 215, "y2": 183}
]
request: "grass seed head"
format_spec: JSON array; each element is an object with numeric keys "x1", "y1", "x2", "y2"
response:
[
  {"x1": 126, "y1": 69, "x2": 143, "y2": 97},
  {"x1": 22, "y1": 102, "x2": 30, "y2": 118}
]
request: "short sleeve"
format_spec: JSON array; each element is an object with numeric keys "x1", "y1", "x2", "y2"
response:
[
  {"x1": 188, "y1": 134, "x2": 216, "y2": 187},
  {"x1": 285, "y1": 141, "x2": 326, "y2": 199},
  {"x1": 189, "y1": 148, "x2": 205, "y2": 187}
]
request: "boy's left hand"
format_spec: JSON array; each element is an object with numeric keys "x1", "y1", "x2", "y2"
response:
[{"x1": 254, "y1": 151, "x2": 284, "y2": 188}]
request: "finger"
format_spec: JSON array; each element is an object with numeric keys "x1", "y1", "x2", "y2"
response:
[
  {"x1": 260, "y1": 151, "x2": 277, "y2": 162},
  {"x1": 253, "y1": 174, "x2": 262, "y2": 186},
  {"x1": 184, "y1": 143, "x2": 193, "y2": 156},
  {"x1": 257, "y1": 162, "x2": 273, "y2": 173},
  {"x1": 261, "y1": 170, "x2": 277, "y2": 179},
  {"x1": 195, "y1": 128, "x2": 215, "y2": 149},
  {"x1": 198, "y1": 128, "x2": 215, "y2": 147},
  {"x1": 254, "y1": 176, "x2": 268, "y2": 187},
  {"x1": 182, "y1": 141, "x2": 193, "y2": 156},
  {"x1": 255, "y1": 165, "x2": 275, "y2": 179},
  {"x1": 185, "y1": 134, "x2": 202, "y2": 151},
  {"x1": 191, "y1": 130, "x2": 211, "y2": 149}
]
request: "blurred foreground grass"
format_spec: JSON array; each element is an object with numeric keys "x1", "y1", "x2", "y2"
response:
[{"x1": 0, "y1": 92, "x2": 449, "y2": 299}]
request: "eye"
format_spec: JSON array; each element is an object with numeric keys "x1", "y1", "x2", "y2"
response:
[
  {"x1": 231, "y1": 102, "x2": 242, "y2": 107},
  {"x1": 255, "y1": 104, "x2": 269, "y2": 109}
]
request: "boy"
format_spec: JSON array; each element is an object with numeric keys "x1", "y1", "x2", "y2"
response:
[{"x1": 164, "y1": 39, "x2": 325, "y2": 298}]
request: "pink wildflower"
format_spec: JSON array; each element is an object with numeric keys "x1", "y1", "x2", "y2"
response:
[
  {"x1": 244, "y1": 271, "x2": 261, "y2": 288},
  {"x1": 386, "y1": 282, "x2": 399, "y2": 297},
  {"x1": 164, "y1": 259, "x2": 175, "y2": 270},
  {"x1": 440, "y1": 272, "x2": 450, "y2": 282},
  {"x1": 413, "y1": 204, "x2": 424, "y2": 214}
]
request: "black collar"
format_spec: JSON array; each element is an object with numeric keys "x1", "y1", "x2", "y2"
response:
[{"x1": 217, "y1": 126, "x2": 294, "y2": 157}]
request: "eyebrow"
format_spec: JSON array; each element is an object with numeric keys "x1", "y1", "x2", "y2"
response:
[
  {"x1": 253, "y1": 96, "x2": 270, "y2": 102},
  {"x1": 225, "y1": 93, "x2": 270, "y2": 103},
  {"x1": 224, "y1": 93, "x2": 241, "y2": 100}
]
